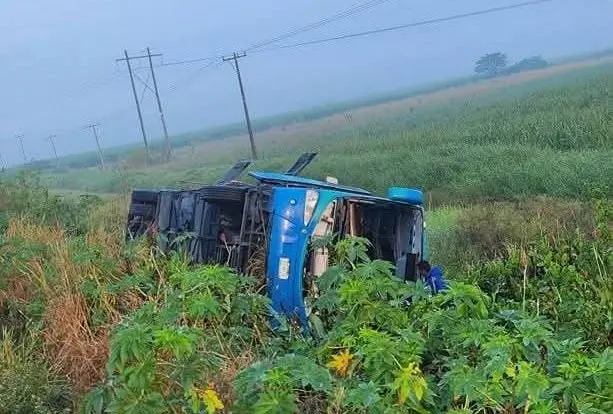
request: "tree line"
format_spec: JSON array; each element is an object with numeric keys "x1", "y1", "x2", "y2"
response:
[{"x1": 475, "y1": 52, "x2": 549, "y2": 77}]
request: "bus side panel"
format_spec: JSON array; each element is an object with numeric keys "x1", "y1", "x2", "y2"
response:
[{"x1": 266, "y1": 188, "x2": 309, "y2": 323}]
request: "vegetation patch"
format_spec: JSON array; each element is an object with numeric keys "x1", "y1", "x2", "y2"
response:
[
  {"x1": 0, "y1": 176, "x2": 610, "y2": 412},
  {"x1": 37, "y1": 63, "x2": 613, "y2": 205}
]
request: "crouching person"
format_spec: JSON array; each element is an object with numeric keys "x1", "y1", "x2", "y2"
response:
[
  {"x1": 402, "y1": 260, "x2": 448, "y2": 307},
  {"x1": 417, "y1": 260, "x2": 447, "y2": 295}
]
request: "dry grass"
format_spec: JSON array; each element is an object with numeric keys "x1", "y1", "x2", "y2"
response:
[
  {"x1": 87, "y1": 195, "x2": 130, "y2": 235},
  {"x1": 2, "y1": 214, "x2": 134, "y2": 392},
  {"x1": 216, "y1": 350, "x2": 257, "y2": 406},
  {"x1": 0, "y1": 196, "x2": 160, "y2": 393},
  {"x1": 42, "y1": 294, "x2": 109, "y2": 391},
  {"x1": 6, "y1": 217, "x2": 66, "y2": 246},
  {"x1": 0, "y1": 277, "x2": 31, "y2": 310},
  {"x1": 24, "y1": 226, "x2": 113, "y2": 391}
]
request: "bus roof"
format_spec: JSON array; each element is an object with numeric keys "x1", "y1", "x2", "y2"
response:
[{"x1": 249, "y1": 171, "x2": 372, "y2": 195}]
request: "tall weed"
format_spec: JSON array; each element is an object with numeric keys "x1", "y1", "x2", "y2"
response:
[{"x1": 0, "y1": 329, "x2": 72, "y2": 413}]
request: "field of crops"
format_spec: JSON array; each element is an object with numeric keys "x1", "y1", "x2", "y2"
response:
[
  {"x1": 0, "y1": 58, "x2": 612, "y2": 413},
  {"x1": 41, "y1": 62, "x2": 613, "y2": 206}
]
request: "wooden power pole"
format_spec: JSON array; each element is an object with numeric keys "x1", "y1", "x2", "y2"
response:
[
  {"x1": 86, "y1": 123, "x2": 105, "y2": 169},
  {"x1": 147, "y1": 47, "x2": 171, "y2": 162},
  {"x1": 222, "y1": 52, "x2": 257, "y2": 160},
  {"x1": 117, "y1": 48, "x2": 171, "y2": 163},
  {"x1": 117, "y1": 50, "x2": 153, "y2": 162}
]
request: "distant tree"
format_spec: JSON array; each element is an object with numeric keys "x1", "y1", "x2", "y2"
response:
[
  {"x1": 474, "y1": 52, "x2": 508, "y2": 77},
  {"x1": 506, "y1": 56, "x2": 549, "y2": 74}
]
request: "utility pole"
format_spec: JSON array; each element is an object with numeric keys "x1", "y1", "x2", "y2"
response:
[
  {"x1": 222, "y1": 52, "x2": 257, "y2": 160},
  {"x1": 47, "y1": 134, "x2": 59, "y2": 165},
  {"x1": 147, "y1": 47, "x2": 171, "y2": 162},
  {"x1": 15, "y1": 134, "x2": 27, "y2": 164},
  {"x1": 117, "y1": 50, "x2": 156, "y2": 162},
  {"x1": 86, "y1": 123, "x2": 105, "y2": 169}
]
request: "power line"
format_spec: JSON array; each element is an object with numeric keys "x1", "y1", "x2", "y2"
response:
[
  {"x1": 245, "y1": 0, "x2": 394, "y2": 52},
  {"x1": 135, "y1": 71, "x2": 154, "y2": 100},
  {"x1": 6, "y1": 0, "x2": 560, "y2": 166},
  {"x1": 1, "y1": 71, "x2": 127, "y2": 121},
  {"x1": 147, "y1": 47, "x2": 172, "y2": 162},
  {"x1": 165, "y1": 60, "x2": 222, "y2": 94},
  {"x1": 149, "y1": 0, "x2": 556, "y2": 67},
  {"x1": 158, "y1": 0, "x2": 395, "y2": 67},
  {"x1": 117, "y1": 49, "x2": 173, "y2": 161},
  {"x1": 258, "y1": 0, "x2": 556, "y2": 53},
  {"x1": 161, "y1": 56, "x2": 219, "y2": 67}
]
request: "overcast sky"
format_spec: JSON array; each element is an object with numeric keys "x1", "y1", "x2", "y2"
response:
[{"x1": 1, "y1": 0, "x2": 612, "y2": 165}]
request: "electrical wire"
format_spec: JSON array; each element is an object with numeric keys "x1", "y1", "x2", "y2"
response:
[
  {"x1": 256, "y1": 0, "x2": 556, "y2": 53},
  {"x1": 161, "y1": 56, "x2": 219, "y2": 67},
  {"x1": 245, "y1": 0, "x2": 395, "y2": 52},
  {"x1": 6, "y1": 0, "x2": 559, "y2": 163},
  {"x1": 138, "y1": 71, "x2": 151, "y2": 104},
  {"x1": 153, "y1": 0, "x2": 555, "y2": 66},
  {"x1": 159, "y1": 0, "x2": 395, "y2": 67},
  {"x1": 165, "y1": 60, "x2": 222, "y2": 94}
]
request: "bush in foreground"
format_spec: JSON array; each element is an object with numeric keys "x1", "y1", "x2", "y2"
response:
[
  {"x1": 0, "y1": 176, "x2": 610, "y2": 412},
  {"x1": 0, "y1": 330, "x2": 72, "y2": 414},
  {"x1": 84, "y1": 228, "x2": 611, "y2": 413}
]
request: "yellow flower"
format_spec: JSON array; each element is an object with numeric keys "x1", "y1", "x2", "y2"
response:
[
  {"x1": 198, "y1": 388, "x2": 224, "y2": 414},
  {"x1": 327, "y1": 349, "x2": 354, "y2": 377}
]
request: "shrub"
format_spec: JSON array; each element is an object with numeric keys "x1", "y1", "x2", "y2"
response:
[
  {"x1": 431, "y1": 197, "x2": 594, "y2": 272},
  {"x1": 463, "y1": 194, "x2": 612, "y2": 349},
  {"x1": 0, "y1": 171, "x2": 101, "y2": 234},
  {"x1": 0, "y1": 330, "x2": 73, "y2": 414},
  {"x1": 233, "y1": 237, "x2": 613, "y2": 413},
  {"x1": 82, "y1": 263, "x2": 271, "y2": 413},
  {"x1": 1, "y1": 175, "x2": 610, "y2": 413}
]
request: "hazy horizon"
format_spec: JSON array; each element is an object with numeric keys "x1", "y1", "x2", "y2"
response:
[{"x1": 1, "y1": 0, "x2": 612, "y2": 166}]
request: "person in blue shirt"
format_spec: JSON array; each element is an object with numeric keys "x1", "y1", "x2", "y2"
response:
[{"x1": 417, "y1": 260, "x2": 447, "y2": 294}]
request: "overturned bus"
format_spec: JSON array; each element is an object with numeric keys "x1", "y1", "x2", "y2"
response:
[{"x1": 126, "y1": 153, "x2": 427, "y2": 326}]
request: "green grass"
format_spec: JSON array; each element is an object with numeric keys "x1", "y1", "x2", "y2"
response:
[
  {"x1": 27, "y1": 49, "x2": 613, "y2": 174},
  {"x1": 43, "y1": 61, "x2": 613, "y2": 205},
  {"x1": 425, "y1": 197, "x2": 594, "y2": 273},
  {"x1": 25, "y1": 75, "x2": 483, "y2": 173}
]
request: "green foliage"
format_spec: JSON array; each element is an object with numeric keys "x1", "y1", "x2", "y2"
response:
[
  {"x1": 42, "y1": 63, "x2": 613, "y2": 204},
  {"x1": 72, "y1": 202, "x2": 611, "y2": 413},
  {"x1": 0, "y1": 330, "x2": 72, "y2": 414},
  {"x1": 82, "y1": 265, "x2": 270, "y2": 413},
  {"x1": 0, "y1": 171, "x2": 101, "y2": 234},
  {"x1": 475, "y1": 52, "x2": 508, "y2": 76},
  {"x1": 464, "y1": 197, "x2": 612, "y2": 348},
  {"x1": 506, "y1": 56, "x2": 549, "y2": 74},
  {"x1": 234, "y1": 355, "x2": 332, "y2": 413},
  {"x1": 2, "y1": 143, "x2": 612, "y2": 412},
  {"x1": 233, "y1": 222, "x2": 612, "y2": 413}
]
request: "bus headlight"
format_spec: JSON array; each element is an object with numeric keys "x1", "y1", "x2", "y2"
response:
[{"x1": 304, "y1": 189, "x2": 319, "y2": 226}]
